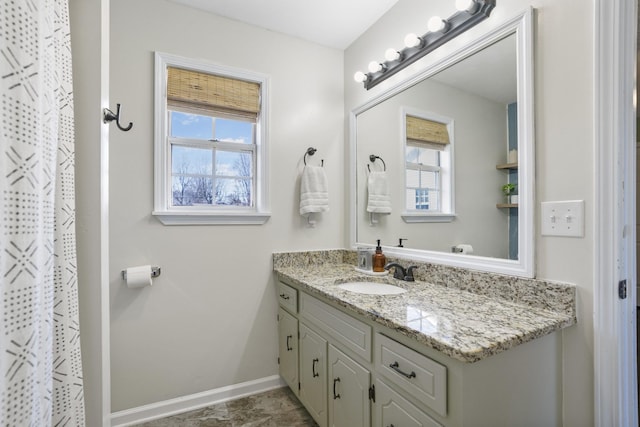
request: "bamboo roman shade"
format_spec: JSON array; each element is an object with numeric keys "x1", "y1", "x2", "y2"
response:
[
  {"x1": 167, "y1": 66, "x2": 260, "y2": 120},
  {"x1": 406, "y1": 116, "x2": 450, "y2": 145}
]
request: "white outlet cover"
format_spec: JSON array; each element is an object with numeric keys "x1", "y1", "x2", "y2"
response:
[{"x1": 541, "y1": 200, "x2": 585, "y2": 237}]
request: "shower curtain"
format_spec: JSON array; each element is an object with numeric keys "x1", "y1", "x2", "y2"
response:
[{"x1": 0, "y1": 0, "x2": 85, "y2": 425}]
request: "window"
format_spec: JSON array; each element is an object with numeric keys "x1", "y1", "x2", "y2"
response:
[
  {"x1": 402, "y1": 109, "x2": 454, "y2": 223},
  {"x1": 153, "y1": 53, "x2": 270, "y2": 225}
]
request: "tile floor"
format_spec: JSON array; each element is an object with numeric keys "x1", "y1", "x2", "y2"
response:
[{"x1": 134, "y1": 387, "x2": 318, "y2": 427}]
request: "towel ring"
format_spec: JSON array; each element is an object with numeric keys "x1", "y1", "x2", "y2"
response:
[
  {"x1": 367, "y1": 154, "x2": 386, "y2": 172},
  {"x1": 304, "y1": 147, "x2": 324, "y2": 166}
]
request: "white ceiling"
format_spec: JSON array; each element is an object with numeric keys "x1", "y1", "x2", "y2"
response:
[{"x1": 167, "y1": 0, "x2": 400, "y2": 50}]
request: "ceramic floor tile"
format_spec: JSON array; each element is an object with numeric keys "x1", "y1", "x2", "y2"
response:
[{"x1": 134, "y1": 387, "x2": 318, "y2": 427}]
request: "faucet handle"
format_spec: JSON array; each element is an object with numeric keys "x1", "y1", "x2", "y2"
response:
[
  {"x1": 405, "y1": 266, "x2": 418, "y2": 281},
  {"x1": 384, "y1": 262, "x2": 406, "y2": 280}
]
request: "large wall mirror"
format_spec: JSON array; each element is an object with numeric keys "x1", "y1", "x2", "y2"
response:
[{"x1": 349, "y1": 9, "x2": 535, "y2": 277}]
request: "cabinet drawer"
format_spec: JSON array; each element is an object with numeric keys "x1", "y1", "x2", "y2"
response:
[
  {"x1": 277, "y1": 282, "x2": 298, "y2": 313},
  {"x1": 300, "y1": 293, "x2": 371, "y2": 362},
  {"x1": 375, "y1": 334, "x2": 446, "y2": 417}
]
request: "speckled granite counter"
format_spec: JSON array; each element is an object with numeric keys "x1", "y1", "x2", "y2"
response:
[{"x1": 273, "y1": 250, "x2": 576, "y2": 363}]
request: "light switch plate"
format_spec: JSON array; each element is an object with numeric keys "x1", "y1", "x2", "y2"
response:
[{"x1": 541, "y1": 200, "x2": 585, "y2": 237}]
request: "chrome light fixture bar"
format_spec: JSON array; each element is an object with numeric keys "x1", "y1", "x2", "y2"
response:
[{"x1": 355, "y1": 0, "x2": 496, "y2": 90}]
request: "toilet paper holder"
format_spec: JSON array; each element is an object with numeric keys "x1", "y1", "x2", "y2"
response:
[{"x1": 121, "y1": 266, "x2": 161, "y2": 280}]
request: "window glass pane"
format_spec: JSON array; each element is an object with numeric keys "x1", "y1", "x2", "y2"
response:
[
  {"x1": 216, "y1": 150, "x2": 252, "y2": 178},
  {"x1": 406, "y1": 169, "x2": 420, "y2": 187},
  {"x1": 215, "y1": 178, "x2": 253, "y2": 206},
  {"x1": 172, "y1": 145, "x2": 213, "y2": 175},
  {"x1": 421, "y1": 170, "x2": 437, "y2": 188},
  {"x1": 214, "y1": 118, "x2": 254, "y2": 144},
  {"x1": 171, "y1": 176, "x2": 214, "y2": 206},
  {"x1": 406, "y1": 146, "x2": 440, "y2": 165},
  {"x1": 170, "y1": 111, "x2": 213, "y2": 139},
  {"x1": 425, "y1": 190, "x2": 440, "y2": 211},
  {"x1": 406, "y1": 189, "x2": 417, "y2": 210}
]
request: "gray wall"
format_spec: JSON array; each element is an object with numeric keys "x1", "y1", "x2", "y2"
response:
[
  {"x1": 345, "y1": 1, "x2": 594, "y2": 426},
  {"x1": 108, "y1": 0, "x2": 344, "y2": 411}
]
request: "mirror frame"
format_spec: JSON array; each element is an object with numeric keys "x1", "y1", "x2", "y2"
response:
[{"x1": 349, "y1": 8, "x2": 535, "y2": 278}]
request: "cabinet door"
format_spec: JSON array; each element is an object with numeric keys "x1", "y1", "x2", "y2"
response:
[
  {"x1": 278, "y1": 308, "x2": 298, "y2": 395},
  {"x1": 300, "y1": 323, "x2": 328, "y2": 427},
  {"x1": 328, "y1": 344, "x2": 370, "y2": 427},
  {"x1": 373, "y1": 379, "x2": 442, "y2": 427}
]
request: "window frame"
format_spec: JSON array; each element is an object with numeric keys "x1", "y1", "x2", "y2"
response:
[
  {"x1": 153, "y1": 52, "x2": 270, "y2": 225},
  {"x1": 400, "y1": 107, "x2": 455, "y2": 223}
]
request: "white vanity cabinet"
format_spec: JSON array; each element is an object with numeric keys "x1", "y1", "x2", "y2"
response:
[
  {"x1": 276, "y1": 279, "x2": 562, "y2": 427},
  {"x1": 299, "y1": 323, "x2": 328, "y2": 427},
  {"x1": 328, "y1": 344, "x2": 371, "y2": 427},
  {"x1": 373, "y1": 379, "x2": 442, "y2": 427},
  {"x1": 277, "y1": 307, "x2": 298, "y2": 395}
]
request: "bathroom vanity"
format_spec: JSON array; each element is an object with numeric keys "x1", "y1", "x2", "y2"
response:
[{"x1": 273, "y1": 250, "x2": 576, "y2": 427}]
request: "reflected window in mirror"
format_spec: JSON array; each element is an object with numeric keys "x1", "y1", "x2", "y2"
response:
[{"x1": 402, "y1": 109, "x2": 454, "y2": 222}]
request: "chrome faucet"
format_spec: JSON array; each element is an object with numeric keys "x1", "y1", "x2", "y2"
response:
[{"x1": 384, "y1": 262, "x2": 418, "y2": 282}]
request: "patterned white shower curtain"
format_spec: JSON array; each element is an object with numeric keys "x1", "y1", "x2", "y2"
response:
[{"x1": 0, "y1": 0, "x2": 85, "y2": 426}]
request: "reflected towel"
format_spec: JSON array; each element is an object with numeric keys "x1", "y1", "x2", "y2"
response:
[
  {"x1": 367, "y1": 171, "x2": 391, "y2": 213},
  {"x1": 300, "y1": 165, "x2": 329, "y2": 215}
]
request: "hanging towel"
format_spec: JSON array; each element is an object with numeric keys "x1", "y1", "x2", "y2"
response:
[
  {"x1": 300, "y1": 165, "x2": 329, "y2": 215},
  {"x1": 367, "y1": 171, "x2": 391, "y2": 213}
]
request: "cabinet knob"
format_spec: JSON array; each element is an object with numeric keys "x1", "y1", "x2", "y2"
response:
[{"x1": 279, "y1": 293, "x2": 290, "y2": 300}]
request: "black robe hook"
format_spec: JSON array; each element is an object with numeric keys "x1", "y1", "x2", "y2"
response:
[{"x1": 103, "y1": 103, "x2": 133, "y2": 132}]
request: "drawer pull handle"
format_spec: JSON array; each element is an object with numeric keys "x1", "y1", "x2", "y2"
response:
[
  {"x1": 312, "y1": 358, "x2": 319, "y2": 377},
  {"x1": 279, "y1": 293, "x2": 290, "y2": 300},
  {"x1": 389, "y1": 361, "x2": 416, "y2": 379},
  {"x1": 333, "y1": 377, "x2": 341, "y2": 399},
  {"x1": 286, "y1": 335, "x2": 293, "y2": 351},
  {"x1": 387, "y1": 425, "x2": 395, "y2": 427}
]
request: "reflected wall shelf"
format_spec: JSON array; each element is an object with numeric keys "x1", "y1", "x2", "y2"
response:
[
  {"x1": 496, "y1": 162, "x2": 518, "y2": 170},
  {"x1": 497, "y1": 203, "x2": 518, "y2": 208}
]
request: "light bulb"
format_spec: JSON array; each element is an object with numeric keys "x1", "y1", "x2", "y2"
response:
[
  {"x1": 353, "y1": 71, "x2": 367, "y2": 83},
  {"x1": 368, "y1": 61, "x2": 383, "y2": 73},
  {"x1": 384, "y1": 48, "x2": 401, "y2": 62},
  {"x1": 427, "y1": 16, "x2": 446, "y2": 32},
  {"x1": 455, "y1": 0, "x2": 477, "y2": 12},
  {"x1": 404, "y1": 33, "x2": 421, "y2": 48}
]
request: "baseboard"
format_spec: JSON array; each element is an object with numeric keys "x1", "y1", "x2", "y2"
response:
[{"x1": 110, "y1": 375, "x2": 286, "y2": 427}]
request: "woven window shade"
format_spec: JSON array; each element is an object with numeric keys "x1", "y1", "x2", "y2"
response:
[
  {"x1": 167, "y1": 67, "x2": 260, "y2": 120},
  {"x1": 406, "y1": 116, "x2": 449, "y2": 145}
]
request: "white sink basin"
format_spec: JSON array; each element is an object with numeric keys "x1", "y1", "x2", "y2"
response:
[{"x1": 337, "y1": 282, "x2": 407, "y2": 295}]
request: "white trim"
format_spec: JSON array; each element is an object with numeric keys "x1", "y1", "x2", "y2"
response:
[
  {"x1": 100, "y1": 1, "x2": 111, "y2": 425},
  {"x1": 593, "y1": 0, "x2": 638, "y2": 425},
  {"x1": 153, "y1": 52, "x2": 271, "y2": 225},
  {"x1": 349, "y1": 8, "x2": 535, "y2": 278},
  {"x1": 401, "y1": 213, "x2": 455, "y2": 223},
  {"x1": 110, "y1": 376, "x2": 286, "y2": 427},
  {"x1": 152, "y1": 211, "x2": 270, "y2": 225}
]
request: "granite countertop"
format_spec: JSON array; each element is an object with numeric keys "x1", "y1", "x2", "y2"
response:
[{"x1": 274, "y1": 262, "x2": 576, "y2": 363}]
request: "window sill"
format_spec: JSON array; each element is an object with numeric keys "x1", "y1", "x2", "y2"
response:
[
  {"x1": 401, "y1": 212, "x2": 455, "y2": 223},
  {"x1": 152, "y1": 210, "x2": 271, "y2": 225}
]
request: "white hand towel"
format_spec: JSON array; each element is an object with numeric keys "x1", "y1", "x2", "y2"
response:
[
  {"x1": 367, "y1": 171, "x2": 391, "y2": 213},
  {"x1": 300, "y1": 165, "x2": 329, "y2": 215}
]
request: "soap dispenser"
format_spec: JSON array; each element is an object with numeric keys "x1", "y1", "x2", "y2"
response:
[{"x1": 372, "y1": 240, "x2": 386, "y2": 272}]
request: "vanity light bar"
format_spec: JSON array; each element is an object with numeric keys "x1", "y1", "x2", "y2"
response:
[{"x1": 355, "y1": 0, "x2": 496, "y2": 90}]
